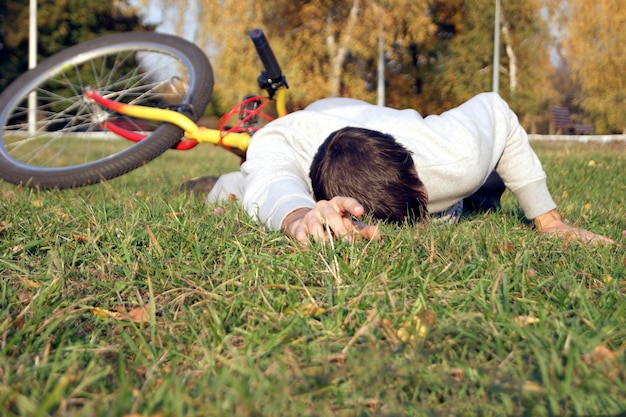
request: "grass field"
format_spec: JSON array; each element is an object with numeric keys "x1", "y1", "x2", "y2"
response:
[{"x1": 1, "y1": 141, "x2": 625, "y2": 416}]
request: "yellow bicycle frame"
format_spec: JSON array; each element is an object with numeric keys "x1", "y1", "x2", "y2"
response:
[{"x1": 85, "y1": 87, "x2": 288, "y2": 152}]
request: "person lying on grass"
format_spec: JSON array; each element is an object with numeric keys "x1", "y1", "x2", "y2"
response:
[{"x1": 185, "y1": 93, "x2": 612, "y2": 246}]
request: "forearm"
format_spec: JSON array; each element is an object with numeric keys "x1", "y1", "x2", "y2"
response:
[
  {"x1": 486, "y1": 94, "x2": 556, "y2": 219},
  {"x1": 241, "y1": 161, "x2": 315, "y2": 230}
]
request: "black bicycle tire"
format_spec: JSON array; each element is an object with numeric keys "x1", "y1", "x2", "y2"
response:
[{"x1": 0, "y1": 32, "x2": 213, "y2": 189}]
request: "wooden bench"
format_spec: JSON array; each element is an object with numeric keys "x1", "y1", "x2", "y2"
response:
[{"x1": 549, "y1": 106, "x2": 593, "y2": 135}]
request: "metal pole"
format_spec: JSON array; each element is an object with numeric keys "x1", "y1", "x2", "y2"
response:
[
  {"x1": 376, "y1": 5, "x2": 385, "y2": 107},
  {"x1": 492, "y1": 0, "x2": 500, "y2": 94},
  {"x1": 28, "y1": 0, "x2": 37, "y2": 133},
  {"x1": 377, "y1": 29, "x2": 385, "y2": 106}
]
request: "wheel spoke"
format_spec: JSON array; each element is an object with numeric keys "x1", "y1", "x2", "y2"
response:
[{"x1": 0, "y1": 33, "x2": 212, "y2": 188}]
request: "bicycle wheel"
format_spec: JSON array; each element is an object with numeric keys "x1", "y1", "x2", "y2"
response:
[{"x1": 0, "y1": 32, "x2": 213, "y2": 189}]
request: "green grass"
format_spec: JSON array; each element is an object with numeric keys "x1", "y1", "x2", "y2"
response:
[{"x1": 1, "y1": 141, "x2": 624, "y2": 416}]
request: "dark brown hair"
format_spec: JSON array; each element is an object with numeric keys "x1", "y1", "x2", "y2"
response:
[{"x1": 309, "y1": 127, "x2": 428, "y2": 223}]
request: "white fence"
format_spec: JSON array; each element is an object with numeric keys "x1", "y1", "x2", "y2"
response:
[{"x1": 529, "y1": 134, "x2": 626, "y2": 143}]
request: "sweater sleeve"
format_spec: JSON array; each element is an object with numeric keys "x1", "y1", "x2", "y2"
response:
[
  {"x1": 239, "y1": 120, "x2": 317, "y2": 230},
  {"x1": 489, "y1": 94, "x2": 557, "y2": 219},
  {"x1": 419, "y1": 93, "x2": 556, "y2": 219}
]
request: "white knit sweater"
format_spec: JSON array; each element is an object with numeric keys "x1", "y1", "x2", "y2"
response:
[{"x1": 239, "y1": 92, "x2": 556, "y2": 230}]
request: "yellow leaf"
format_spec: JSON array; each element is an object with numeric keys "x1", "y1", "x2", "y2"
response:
[
  {"x1": 91, "y1": 307, "x2": 125, "y2": 320},
  {"x1": 294, "y1": 302, "x2": 327, "y2": 317},
  {"x1": 123, "y1": 414, "x2": 164, "y2": 417},
  {"x1": 513, "y1": 315, "x2": 540, "y2": 326},
  {"x1": 381, "y1": 311, "x2": 436, "y2": 347},
  {"x1": 397, "y1": 316, "x2": 428, "y2": 343},
  {"x1": 20, "y1": 277, "x2": 40, "y2": 289},
  {"x1": 521, "y1": 380, "x2": 545, "y2": 394},
  {"x1": 92, "y1": 303, "x2": 156, "y2": 323}
]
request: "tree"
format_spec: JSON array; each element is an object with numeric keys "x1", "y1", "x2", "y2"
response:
[
  {"x1": 140, "y1": 0, "x2": 436, "y2": 112},
  {"x1": 424, "y1": 0, "x2": 556, "y2": 128},
  {"x1": 135, "y1": 0, "x2": 556, "y2": 129},
  {"x1": 0, "y1": 0, "x2": 154, "y2": 91},
  {"x1": 549, "y1": 0, "x2": 625, "y2": 133}
]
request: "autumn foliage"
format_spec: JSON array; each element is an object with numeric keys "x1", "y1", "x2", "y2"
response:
[{"x1": 134, "y1": 0, "x2": 623, "y2": 133}]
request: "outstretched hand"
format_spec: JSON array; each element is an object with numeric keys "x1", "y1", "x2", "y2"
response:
[
  {"x1": 533, "y1": 209, "x2": 614, "y2": 244},
  {"x1": 281, "y1": 196, "x2": 380, "y2": 246}
]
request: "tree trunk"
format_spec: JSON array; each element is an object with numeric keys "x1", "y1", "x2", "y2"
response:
[
  {"x1": 501, "y1": 20, "x2": 517, "y2": 93},
  {"x1": 326, "y1": 0, "x2": 361, "y2": 97}
]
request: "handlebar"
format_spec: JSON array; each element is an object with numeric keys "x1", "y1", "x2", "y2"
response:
[{"x1": 249, "y1": 28, "x2": 288, "y2": 96}]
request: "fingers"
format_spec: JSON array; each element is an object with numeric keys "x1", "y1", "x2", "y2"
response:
[
  {"x1": 282, "y1": 197, "x2": 378, "y2": 246},
  {"x1": 313, "y1": 197, "x2": 375, "y2": 242},
  {"x1": 350, "y1": 217, "x2": 380, "y2": 241},
  {"x1": 569, "y1": 229, "x2": 614, "y2": 245},
  {"x1": 329, "y1": 196, "x2": 366, "y2": 217},
  {"x1": 539, "y1": 225, "x2": 614, "y2": 245},
  {"x1": 585, "y1": 233, "x2": 614, "y2": 245}
]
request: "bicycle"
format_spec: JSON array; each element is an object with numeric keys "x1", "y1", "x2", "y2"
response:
[{"x1": 0, "y1": 28, "x2": 288, "y2": 189}]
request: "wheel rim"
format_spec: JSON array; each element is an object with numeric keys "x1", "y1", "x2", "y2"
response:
[{"x1": 0, "y1": 40, "x2": 200, "y2": 173}]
